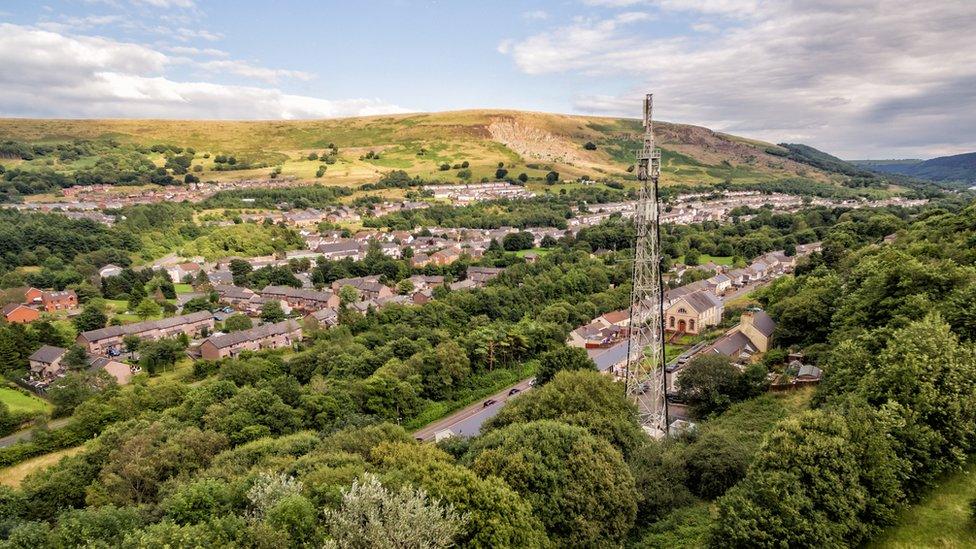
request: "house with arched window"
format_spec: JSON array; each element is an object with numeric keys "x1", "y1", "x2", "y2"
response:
[{"x1": 665, "y1": 290, "x2": 723, "y2": 335}]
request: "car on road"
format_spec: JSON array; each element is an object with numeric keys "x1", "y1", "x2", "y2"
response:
[
  {"x1": 508, "y1": 387, "x2": 521, "y2": 396},
  {"x1": 483, "y1": 399, "x2": 497, "y2": 407}
]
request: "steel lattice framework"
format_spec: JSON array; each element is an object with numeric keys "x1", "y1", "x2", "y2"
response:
[{"x1": 624, "y1": 93, "x2": 668, "y2": 438}]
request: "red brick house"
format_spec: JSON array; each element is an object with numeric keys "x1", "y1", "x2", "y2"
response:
[
  {"x1": 2, "y1": 303, "x2": 40, "y2": 323},
  {"x1": 40, "y1": 290, "x2": 78, "y2": 312}
]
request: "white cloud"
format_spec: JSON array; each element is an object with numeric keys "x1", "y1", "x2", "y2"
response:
[
  {"x1": 166, "y1": 45, "x2": 228, "y2": 57},
  {"x1": 502, "y1": 1, "x2": 976, "y2": 157},
  {"x1": 36, "y1": 14, "x2": 125, "y2": 33},
  {"x1": 196, "y1": 59, "x2": 314, "y2": 84},
  {"x1": 0, "y1": 24, "x2": 406, "y2": 119},
  {"x1": 175, "y1": 28, "x2": 222, "y2": 42},
  {"x1": 501, "y1": 12, "x2": 655, "y2": 75}
]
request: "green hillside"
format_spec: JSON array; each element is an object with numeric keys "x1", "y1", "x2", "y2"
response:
[
  {"x1": 855, "y1": 152, "x2": 976, "y2": 185},
  {"x1": 0, "y1": 110, "x2": 882, "y2": 197}
]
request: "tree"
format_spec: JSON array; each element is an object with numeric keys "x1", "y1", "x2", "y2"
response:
[
  {"x1": 181, "y1": 297, "x2": 211, "y2": 314},
  {"x1": 583, "y1": 141, "x2": 597, "y2": 150},
  {"x1": 229, "y1": 259, "x2": 252, "y2": 286},
  {"x1": 684, "y1": 248, "x2": 701, "y2": 266},
  {"x1": 261, "y1": 300, "x2": 286, "y2": 323},
  {"x1": 122, "y1": 334, "x2": 141, "y2": 357},
  {"x1": 47, "y1": 370, "x2": 116, "y2": 417},
  {"x1": 494, "y1": 168, "x2": 508, "y2": 179},
  {"x1": 683, "y1": 429, "x2": 751, "y2": 499},
  {"x1": 324, "y1": 473, "x2": 466, "y2": 549},
  {"x1": 396, "y1": 279, "x2": 415, "y2": 296},
  {"x1": 675, "y1": 354, "x2": 766, "y2": 418},
  {"x1": 73, "y1": 305, "x2": 107, "y2": 333},
  {"x1": 339, "y1": 285, "x2": 359, "y2": 306},
  {"x1": 629, "y1": 439, "x2": 695, "y2": 524},
  {"x1": 468, "y1": 420, "x2": 637, "y2": 546},
  {"x1": 134, "y1": 298, "x2": 161, "y2": 320},
  {"x1": 486, "y1": 370, "x2": 644, "y2": 458},
  {"x1": 535, "y1": 346, "x2": 596, "y2": 385},
  {"x1": 501, "y1": 231, "x2": 534, "y2": 251},
  {"x1": 373, "y1": 443, "x2": 548, "y2": 548},
  {"x1": 62, "y1": 345, "x2": 89, "y2": 371},
  {"x1": 138, "y1": 338, "x2": 185, "y2": 375},
  {"x1": 223, "y1": 314, "x2": 253, "y2": 333},
  {"x1": 127, "y1": 283, "x2": 147, "y2": 310},
  {"x1": 711, "y1": 410, "x2": 875, "y2": 548},
  {"x1": 545, "y1": 171, "x2": 559, "y2": 184}
]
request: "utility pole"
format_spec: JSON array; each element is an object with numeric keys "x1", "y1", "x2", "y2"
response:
[{"x1": 625, "y1": 93, "x2": 668, "y2": 438}]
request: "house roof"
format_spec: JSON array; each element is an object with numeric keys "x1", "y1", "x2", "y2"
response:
[
  {"x1": 601, "y1": 309, "x2": 630, "y2": 325},
  {"x1": 318, "y1": 240, "x2": 361, "y2": 254},
  {"x1": 589, "y1": 340, "x2": 629, "y2": 373},
  {"x1": 261, "y1": 285, "x2": 336, "y2": 303},
  {"x1": 42, "y1": 290, "x2": 76, "y2": 301},
  {"x1": 29, "y1": 345, "x2": 67, "y2": 364},
  {"x1": 674, "y1": 290, "x2": 722, "y2": 314},
  {"x1": 308, "y1": 308, "x2": 338, "y2": 322},
  {"x1": 707, "y1": 331, "x2": 755, "y2": 357},
  {"x1": 2, "y1": 303, "x2": 31, "y2": 315},
  {"x1": 214, "y1": 284, "x2": 255, "y2": 300},
  {"x1": 797, "y1": 363, "x2": 822, "y2": 378},
  {"x1": 748, "y1": 310, "x2": 776, "y2": 337},
  {"x1": 203, "y1": 319, "x2": 301, "y2": 350},
  {"x1": 80, "y1": 310, "x2": 213, "y2": 342}
]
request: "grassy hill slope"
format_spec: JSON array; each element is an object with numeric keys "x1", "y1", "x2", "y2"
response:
[{"x1": 0, "y1": 110, "x2": 849, "y2": 190}]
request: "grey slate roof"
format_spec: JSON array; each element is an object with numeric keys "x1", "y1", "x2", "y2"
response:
[
  {"x1": 750, "y1": 310, "x2": 776, "y2": 337},
  {"x1": 29, "y1": 345, "x2": 67, "y2": 364},
  {"x1": 80, "y1": 310, "x2": 213, "y2": 342},
  {"x1": 708, "y1": 331, "x2": 755, "y2": 357},
  {"x1": 678, "y1": 290, "x2": 722, "y2": 314},
  {"x1": 203, "y1": 319, "x2": 301, "y2": 350}
]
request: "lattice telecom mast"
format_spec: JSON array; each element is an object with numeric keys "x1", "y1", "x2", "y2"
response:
[{"x1": 625, "y1": 93, "x2": 668, "y2": 438}]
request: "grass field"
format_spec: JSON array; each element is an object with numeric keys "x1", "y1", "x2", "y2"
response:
[
  {"x1": 0, "y1": 387, "x2": 51, "y2": 415},
  {"x1": 174, "y1": 283, "x2": 194, "y2": 294},
  {"x1": 868, "y1": 462, "x2": 976, "y2": 548},
  {"x1": 0, "y1": 446, "x2": 85, "y2": 488},
  {"x1": 515, "y1": 248, "x2": 553, "y2": 258},
  {"x1": 676, "y1": 254, "x2": 734, "y2": 266}
]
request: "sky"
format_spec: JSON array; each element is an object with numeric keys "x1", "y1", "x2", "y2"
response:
[{"x1": 0, "y1": 0, "x2": 973, "y2": 159}]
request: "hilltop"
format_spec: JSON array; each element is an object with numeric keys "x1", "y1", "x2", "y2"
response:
[
  {"x1": 0, "y1": 110, "x2": 893, "y2": 194},
  {"x1": 854, "y1": 151, "x2": 976, "y2": 186}
]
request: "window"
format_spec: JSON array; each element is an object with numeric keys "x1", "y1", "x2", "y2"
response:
[
  {"x1": 669, "y1": 316, "x2": 675, "y2": 327},
  {"x1": 689, "y1": 319, "x2": 695, "y2": 330},
  {"x1": 678, "y1": 307, "x2": 687, "y2": 314}
]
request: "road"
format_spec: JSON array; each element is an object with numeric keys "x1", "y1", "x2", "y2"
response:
[
  {"x1": 413, "y1": 377, "x2": 535, "y2": 441},
  {"x1": 0, "y1": 417, "x2": 71, "y2": 448},
  {"x1": 721, "y1": 279, "x2": 765, "y2": 303}
]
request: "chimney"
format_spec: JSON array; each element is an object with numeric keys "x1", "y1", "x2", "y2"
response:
[{"x1": 740, "y1": 311, "x2": 754, "y2": 328}]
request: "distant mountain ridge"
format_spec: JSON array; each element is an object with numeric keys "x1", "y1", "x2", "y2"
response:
[{"x1": 853, "y1": 152, "x2": 976, "y2": 185}]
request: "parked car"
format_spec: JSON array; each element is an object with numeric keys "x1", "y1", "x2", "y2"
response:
[{"x1": 483, "y1": 399, "x2": 497, "y2": 408}]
